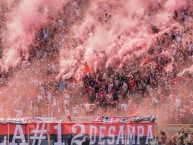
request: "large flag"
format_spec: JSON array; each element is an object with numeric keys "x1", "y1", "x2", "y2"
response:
[{"x1": 84, "y1": 64, "x2": 91, "y2": 73}]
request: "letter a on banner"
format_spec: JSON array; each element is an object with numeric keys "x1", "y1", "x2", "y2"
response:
[
  {"x1": 10, "y1": 125, "x2": 27, "y2": 145},
  {"x1": 145, "y1": 125, "x2": 153, "y2": 144},
  {"x1": 116, "y1": 125, "x2": 124, "y2": 145}
]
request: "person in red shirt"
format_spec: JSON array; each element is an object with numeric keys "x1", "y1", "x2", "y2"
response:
[
  {"x1": 82, "y1": 62, "x2": 91, "y2": 74},
  {"x1": 160, "y1": 130, "x2": 167, "y2": 145},
  {"x1": 129, "y1": 79, "x2": 136, "y2": 93}
]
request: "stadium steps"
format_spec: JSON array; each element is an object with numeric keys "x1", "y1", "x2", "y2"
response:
[{"x1": 163, "y1": 124, "x2": 193, "y2": 131}]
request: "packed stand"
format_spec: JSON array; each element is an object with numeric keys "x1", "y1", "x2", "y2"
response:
[
  {"x1": 0, "y1": 0, "x2": 192, "y2": 126},
  {"x1": 146, "y1": 127, "x2": 193, "y2": 145},
  {"x1": 82, "y1": 8, "x2": 193, "y2": 123}
]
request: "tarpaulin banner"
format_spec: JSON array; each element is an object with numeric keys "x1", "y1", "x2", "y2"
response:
[{"x1": 0, "y1": 122, "x2": 155, "y2": 145}]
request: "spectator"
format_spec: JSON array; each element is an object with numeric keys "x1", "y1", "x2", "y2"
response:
[
  {"x1": 160, "y1": 130, "x2": 167, "y2": 145},
  {"x1": 82, "y1": 137, "x2": 90, "y2": 145}
]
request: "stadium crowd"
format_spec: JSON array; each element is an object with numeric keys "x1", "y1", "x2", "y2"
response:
[
  {"x1": 0, "y1": 0, "x2": 192, "y2": 125},
  {"x1": 0, "y1": 1, "x2": 193, "y2": 145},
  {"x1": 169, "y1": 128, "x2": 193, "y2": 145},
  {"x1": 148, "y1": 128, "x2": 193, "y2": 145},
  {"x1": 82, "y1": 7, "x2": 193, "y2": 124}
]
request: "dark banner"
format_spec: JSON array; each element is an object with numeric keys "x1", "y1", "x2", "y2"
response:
[{"x1": 0, "y1": 122, "x2": 155, "y2": 145}]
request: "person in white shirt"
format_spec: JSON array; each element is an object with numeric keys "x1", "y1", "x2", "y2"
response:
[
  {"x1": 121, "y1": 102, "x2": 128, "y2": 112},
  {"x1": 53, "y1": 97, "x2": 57, "y2": 113},
  {"x1": 43, "y1": 28, "x2": 49, "y2": 42},
  {"x1": 175, "y1": 98, "x2": 181, "y2": 109},
  {"x1": 47, "y1": 91, "x2": 52, "y2": 103},
  {"x1": 73, "y1": 0, "x2": 80, "y2": 16},
  {"x1": 72, "y1": 105, "x2": 79, "y2": 115},
  {"x1": 29, "y1": 100, "x2": 33, "y2": 111},
  {"x1": 37, "y1": 94, "x2": 43, "y2": 102},
  {"x1": 63, "y1": 99, "x2": 70, "y2": 115},
  {"x1": 84, "y1": 102, "x2": 96, "y2": 114},
  {"x1": 13, "y1": 109, "x2": 23, "y2": 117},
  {"x1": 108, "y1": 82, "x2": 113, "y2": 94}
]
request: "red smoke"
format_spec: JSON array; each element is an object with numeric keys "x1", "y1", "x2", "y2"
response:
[{"x1": 0, "y1": 0, "x2": 192, "y2": 126}]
